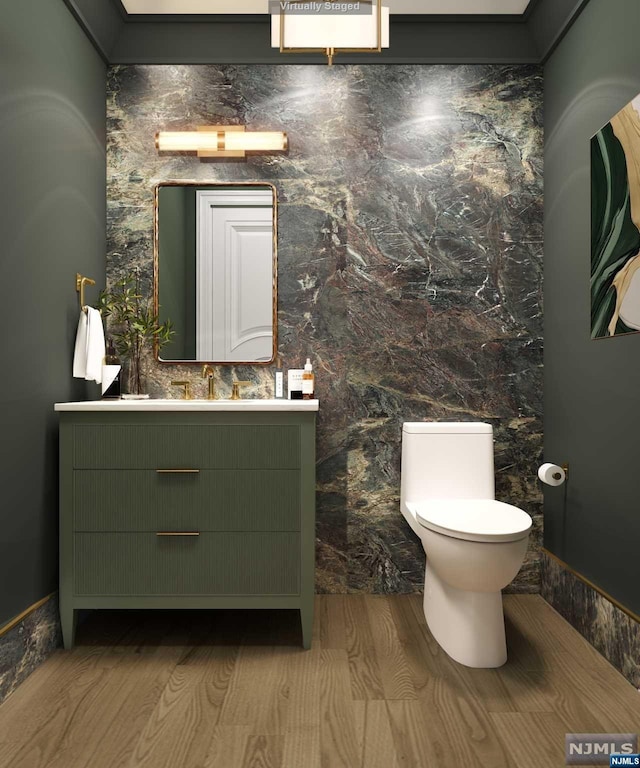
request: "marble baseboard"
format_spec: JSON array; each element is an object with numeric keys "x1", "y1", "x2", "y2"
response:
[
  {"x1": 541, "y1": 552, "x2": 640, "y2": 690},
  {"x1": 0, "y1": 595, "x2": 61, "y2": 705}
]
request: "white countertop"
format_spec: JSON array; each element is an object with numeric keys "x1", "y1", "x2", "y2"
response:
[{"x1": 55, "y1": 399, "x2": 319, "y2": 412}]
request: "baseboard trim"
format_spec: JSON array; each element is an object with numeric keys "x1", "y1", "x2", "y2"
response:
[
  {"x1": 0, "y1": 593, "x2": 57, "y2": 639},
  {"x1": 541, "y1": 548, "x2": 639, "y2": 624}
]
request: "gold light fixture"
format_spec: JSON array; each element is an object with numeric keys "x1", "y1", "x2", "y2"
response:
[
  {"x1": 271, "y1": 0, "x2": 389, "y2": 66},
  {"x1": 155, "y1": 126, "x2": 288, "y2": 158}
]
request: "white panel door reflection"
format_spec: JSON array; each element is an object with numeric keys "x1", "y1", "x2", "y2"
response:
[{"x1": 196, "y1": 189, "x2": 273, "y2": 362}]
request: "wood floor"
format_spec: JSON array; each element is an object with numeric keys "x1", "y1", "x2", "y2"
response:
[{"x1": 0, "y1": 595, "x2": 638, "y2": 768}]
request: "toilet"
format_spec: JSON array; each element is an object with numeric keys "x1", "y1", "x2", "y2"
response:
[{"x1": 400, "y1": 422, "x2": 532, "y2": 668}]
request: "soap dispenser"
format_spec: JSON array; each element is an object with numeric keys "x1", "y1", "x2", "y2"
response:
[
  {"x1": 302, "y1": 358, "x2": 315, "y2": 400},
  {"x1": 274, "y1": 357, "x2": 284, "y2": 399},
  {"x1": 101, "y1": 338, "x2": 122, "y2": 399}
]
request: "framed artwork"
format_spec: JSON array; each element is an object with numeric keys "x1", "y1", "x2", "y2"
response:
[{"x1": 591, "y1": 94, "x2": 640, "y2": 339}]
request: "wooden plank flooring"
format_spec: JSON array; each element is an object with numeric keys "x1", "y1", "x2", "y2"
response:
[{"x1": 0, "y1": 595, "x2": 638, "y2": 768}]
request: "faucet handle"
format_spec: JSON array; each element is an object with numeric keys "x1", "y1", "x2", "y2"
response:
[
  {"x1": 231, "y1": 380, "x2": 251, "y2": 400},
  {"x1": 171, "y1": 381, "x2": 192, "y2": 400}
]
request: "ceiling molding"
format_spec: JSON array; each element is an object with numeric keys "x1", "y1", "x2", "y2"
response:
[
  {"x1": 113, "y1": 0, "x2": 129, "y2": 21},
  {"x1": 521, "y1": 0, "x2": 542, "y2": 22},
  {"x1": 61, "y1": 0, "x2": 116, "y2": 62},
  {"x1": 65, "y1": 0, "x2": 591, "y2": 65},
  {"x1": 390, "y1": 14, "x2": 529, "y2": 22},
  {"x1": 109, "y1": 18, "x2": 538, "y2": 63},
  {"x1": 528, "y1": 0, "x2": 591, "y2": 62},
  {"x1": 116, "y1": 0, "x2": 532, "y2": 16},
  {"x1": 112, "y1": 0, "x2": 533, "y2": 25},
  {"x1": 112, "y1": 0, "x2": 129, "y2": 19},
  {"x1": 118, "y1": 13, "x2": 531, "y2": 24},
  {"x1": 122, "y1": 13, "x2": 268, "y2": 23}
]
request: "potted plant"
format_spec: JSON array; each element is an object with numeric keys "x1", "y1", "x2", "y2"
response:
[{"x1": 99, "y1": 269, "x2": 174, "y2": 395}]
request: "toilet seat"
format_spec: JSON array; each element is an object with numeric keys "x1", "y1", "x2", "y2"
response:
[{"x1": 407, "y1": 499, "x2": 532, "y2": 543}]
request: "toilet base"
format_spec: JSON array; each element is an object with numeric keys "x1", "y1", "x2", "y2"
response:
[{"x1": 423, "y1": 561, "x2": 507, "y2": 668}]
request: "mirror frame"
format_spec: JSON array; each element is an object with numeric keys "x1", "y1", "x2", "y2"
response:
[{"x1": 153, "y1": 180, "x2": 278, "y2": 366}]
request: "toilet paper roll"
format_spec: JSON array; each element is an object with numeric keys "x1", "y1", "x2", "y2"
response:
[{"x1": 538, "y1": 463, "x2": 566, "y2": 486}]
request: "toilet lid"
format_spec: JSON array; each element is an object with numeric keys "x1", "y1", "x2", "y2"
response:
[{"x1": 408, "y1": 499, "x2": 532, "y2": 543}]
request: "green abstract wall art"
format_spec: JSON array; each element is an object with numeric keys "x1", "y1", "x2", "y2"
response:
[{"x1": 592, "y1": 95, "x2": 640, "y2": 339}]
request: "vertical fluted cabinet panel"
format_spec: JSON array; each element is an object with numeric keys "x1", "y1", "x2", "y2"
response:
[
  {"x1": 59, "y1": 410, "x2": 316, "y2": 650},
  {"x1": 73, "y1": 470, "x2": 301, "y2": 531},
  {"x1": 74, "y1": 532, "x2": 300, "y2": 595},
  {"x1": 73, "y1": 424, "x2": 301, "y2": 469}
]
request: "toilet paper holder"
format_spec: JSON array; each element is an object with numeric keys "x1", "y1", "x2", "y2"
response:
[
  {"x1": 556, "y1": 463, "x2": 569, "y2": 480},
  {"x1": 538, "y1": 462, "x2": 569, "y2": 486}
]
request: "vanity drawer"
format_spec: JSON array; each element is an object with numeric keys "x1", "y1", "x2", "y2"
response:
[
  {"x1": 73, "y1": 532, "x2": 300, "y2": 596},
  {"x1": 73, "y1": 469, "x2": 300, "y2": 532},
  {"x1": 73, "y1": 424, "x2": 300, "y2": 470}
]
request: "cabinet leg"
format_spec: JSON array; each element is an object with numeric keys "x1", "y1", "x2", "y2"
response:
[
  {"x1": 300, "y1": 601, "x2": 313, "y2": 650},
  {"x1": 60, "y1": 606, "x2": 77, "y2": 650}
]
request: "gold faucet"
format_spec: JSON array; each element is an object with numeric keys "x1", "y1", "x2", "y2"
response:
[
  {"x1": 171, "y1": 381, "x2": 192, "y2": 400},
  {"x1": 231, "y1": 380, "x2": 251, "y2": 400},
  {"x1": 202, "y1": 365, "x2": 216, "y2": 400}
]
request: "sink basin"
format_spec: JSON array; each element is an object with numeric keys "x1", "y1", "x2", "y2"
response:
[{"x1": 55, "y1": 398, "x2": 319, "y2": 412}]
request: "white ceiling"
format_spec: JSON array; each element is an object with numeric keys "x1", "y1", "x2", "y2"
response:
[{"x1": 121, "y1": 0, "x2": 531, "y2": 15}]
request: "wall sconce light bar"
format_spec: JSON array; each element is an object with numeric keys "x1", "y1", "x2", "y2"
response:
[{"x1": 155, "y1": 126, "x2": 288, "y2": 158}]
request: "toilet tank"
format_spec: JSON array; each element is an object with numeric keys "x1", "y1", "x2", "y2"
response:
[{"x1": 401, "y1": 422, "x2": 495, "y2": 512}]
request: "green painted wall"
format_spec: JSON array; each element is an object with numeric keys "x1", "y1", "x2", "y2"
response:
[
  {"x1": 544, "y1": 0, "x2": 640, "y2": 614},
  {"x1": 0, "y1": 0, "x2": 106, "y2": 625}
]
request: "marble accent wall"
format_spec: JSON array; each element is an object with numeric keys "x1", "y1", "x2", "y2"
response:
[
  {"x1": 541, "y1": 553, "x2": 640, "y2": 690},
  {"x1": 0, "y1": 596, "x2": 61, "y2": 705},
  {"x1": 107, "y1": 64, "x2": 543, "y2": 594}
]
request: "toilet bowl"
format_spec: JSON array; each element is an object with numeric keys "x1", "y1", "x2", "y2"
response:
[{"x1": 400, "y1": 422, "x2": 532, "y2": 668}]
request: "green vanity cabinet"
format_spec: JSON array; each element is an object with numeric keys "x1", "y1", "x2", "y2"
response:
[{"x1": 58, "y1": 408, "x2": 316, "y2": 650}]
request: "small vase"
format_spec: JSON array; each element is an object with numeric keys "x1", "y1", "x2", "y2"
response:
[{"x1": 127, "y1": 356, "x2": 145, "y2": 395}]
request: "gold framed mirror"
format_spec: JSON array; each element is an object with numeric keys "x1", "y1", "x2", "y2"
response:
[{"x1": 154, "y1": 181, "x2": 277, "y2": 365}]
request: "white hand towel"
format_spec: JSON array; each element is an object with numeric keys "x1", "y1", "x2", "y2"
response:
[
  {"x1": 85, "y1": 307, "x2": 106, "y2": 384},
  {"x1": 72, "y1": 311, "x2": 89, "y2": 378}
]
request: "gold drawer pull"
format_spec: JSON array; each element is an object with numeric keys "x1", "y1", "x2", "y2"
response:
[
  {"x1": 156, "y1": 532, "x2": 200, "y2": 537},
  {"x1": 156, "y1": 469, "x2": 200, "y2": 474}
]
